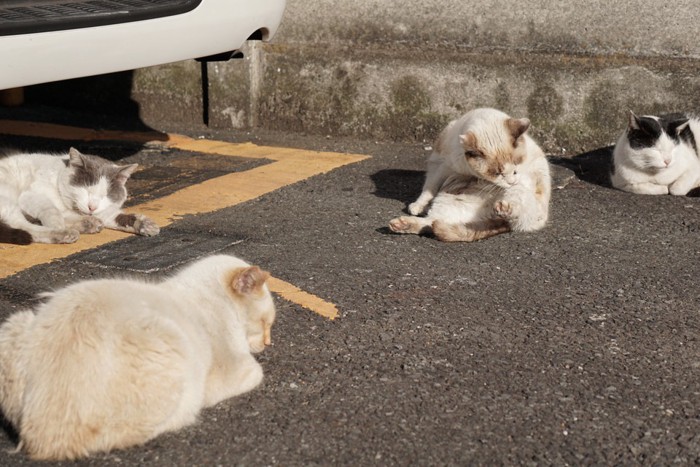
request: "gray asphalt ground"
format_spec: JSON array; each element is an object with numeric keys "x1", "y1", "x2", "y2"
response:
[{"x1": 0, "y1": 122, "x2": 698, "y2": 466}]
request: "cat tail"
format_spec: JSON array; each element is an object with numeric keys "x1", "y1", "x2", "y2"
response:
[
  {"x1": 432, "y1": 219, "x2": 510, "y2": 242},
  {"x1": 686, "y1": 187, "x2": 700, "y2": 197},
  {"x1": 0, "y1": 220, "x2": 32, "y2": 245}
]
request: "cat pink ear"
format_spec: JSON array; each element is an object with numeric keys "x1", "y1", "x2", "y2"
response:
[
  {"x1": 68, "y1": 147, "x2": 86, "y2": 167},
  {"x1": 459, "y1": 131, "x2": 477, "y2": 149},
  {"x1": 231, "y1": 266, "x2": 270, "y2": 295},
  {"x1": 116, "y1": 164, "x2": 138, "y2": 184},
  {"x1": 627, "y1": 110, "x2": 641, "y2": 130},
  {"x1": 676, "y1": 121, "x2": 690, "y2": 135},
  {"x1": 506, "y1": 118, "x2": 530, "y2": 140}
]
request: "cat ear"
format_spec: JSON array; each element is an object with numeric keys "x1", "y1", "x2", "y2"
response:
[
  {"x1": 506, "y1": 118, "x2": 530, "y2": 140},
  {"x1": 676, "y1": 121, "x2": 690, "y2": 135},
  {"x1": 627, "y1": 110, "x2": 641, "y2": 130},
  {"x1": 115, "y1": 164, "x2": 138, "y2": 184},
  {"x1": 459, "y1": 131, "x2": 477, "y2": 149},
  {"x1": 68, "y1": 147, "x2": 86, "y2": 167},
  {"x1": 230, "y1": 266, "x2": 271, "y2": 295}
]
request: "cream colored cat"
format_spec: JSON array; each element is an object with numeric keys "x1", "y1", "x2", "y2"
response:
[
  {"x1": 389, "y1": 108, "x2": 551, "y2": 242},
  {"x1": 0, "y1": 254, "x2": 275, "y2": 460}
]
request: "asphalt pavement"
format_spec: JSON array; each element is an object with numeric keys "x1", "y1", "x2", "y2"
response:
[{"x1": 0, "y1": 120, "x2": 698, "y2": 466}]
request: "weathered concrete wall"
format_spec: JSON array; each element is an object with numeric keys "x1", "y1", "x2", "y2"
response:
[{"x1": 133, "y1": 0, "x2": 700, "y2": 154}]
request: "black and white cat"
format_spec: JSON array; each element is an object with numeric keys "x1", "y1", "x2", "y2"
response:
[
  {"x1": 611, "y1": 111, "x2": 700, "y2": 195},
  {"x1": 0, "y1": 147, "x2": 159, "y2": 244}
]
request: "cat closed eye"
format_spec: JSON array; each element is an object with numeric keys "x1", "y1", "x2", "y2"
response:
[{"x1": 464, "y1": 150, "x2": 481, "y2": 158}]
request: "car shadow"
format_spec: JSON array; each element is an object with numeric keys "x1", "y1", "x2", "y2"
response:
[{"x1": 0, "y1": 71, "x2": 168, "y2": 161}]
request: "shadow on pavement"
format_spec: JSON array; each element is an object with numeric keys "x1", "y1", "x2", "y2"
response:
[
  {"x1": 0, "y1": 71, "x2": 168, "y2": 161},
  {"x1": 549, "y1": 145, "x2": 614, "y2": 188},
  {"x1": 370, "y1": 168, "x2": 423, "y2": 205},
  {"x1": 0, "y1": 413, "x2": 18, "y2": 449}
]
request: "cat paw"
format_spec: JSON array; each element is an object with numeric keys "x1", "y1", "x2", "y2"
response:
[
  {"x1": 76, "y1": 216, "x2": 103, "y2": 234},
  {"x1": 669, "y1": 182, "x2": 693, "y2": 196},
  {"x1": 135, "y1": 215, "x2": 160, "y2": 237},
  {"x1": 407, "y1": 201, "x2": 425, "y2": 216},
  {"x1": 52, "y1": 229, "x2": 80, "y2": 244},
  {"x1": 389, "y1": 216, "x2": 414, "y2": 233},
  {"x1": 493, "y1": 200, "x2": 513, "y2": 219},
  {"x1": 237, "y1": 359, "x2": 264, "y2": 394}
]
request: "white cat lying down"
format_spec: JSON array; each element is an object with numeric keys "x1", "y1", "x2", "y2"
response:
[{"x1": 0, "y1": 254, "x2": 275, "y2": 460}]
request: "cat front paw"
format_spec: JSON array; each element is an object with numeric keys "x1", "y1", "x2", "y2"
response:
[
  {"x1": 135, "y1": 215, "x2": 160, "y2": 237},
  {"x1": 53, "y1": 229, "x2": 80, "y2": 244},
  {"x1": 76, "y1": 216, "x2": 104, "y2": 234},
  {"x1": 493, "y1": 200, "x2": 513, "y2": 219},
  {"x1": 407, "y1": 201, "x2": 425, "y2": 216}
]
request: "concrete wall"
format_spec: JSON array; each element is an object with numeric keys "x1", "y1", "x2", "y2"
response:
[{"x1": 133, "y1": 0, "x2": 700, "y2": 154}]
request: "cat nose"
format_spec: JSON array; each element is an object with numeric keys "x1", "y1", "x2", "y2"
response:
[{"x1": 88, "y1": 203, "x2": 97, "y2": 212}]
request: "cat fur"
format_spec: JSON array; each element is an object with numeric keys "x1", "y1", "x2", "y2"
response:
[
  {"x1": 611, "y1": 110, "x2": 700, "y2": 195},
  {"x1": 0, "y1": 147, "x2": 159, "y2": 244},
  {"x1": 390, "y1": 108, "x2": 551, "y2": 242},
  {"x1": 0, "y1": 254, "x2": 275, "y2": 460}
]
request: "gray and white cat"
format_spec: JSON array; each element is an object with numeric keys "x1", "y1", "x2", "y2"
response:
[
  {"x1": 0, "y1": 147, "x2": 159, "y2": 244},
  {"x1": 389, "y1": 108, "x2": 552, "y2": 242},
  {"x1": 611, "y1": 111, "x2": 700, "y2": 195},
  {"x1": 0, "y1": 254, "x2": 275, "y2": 460}
]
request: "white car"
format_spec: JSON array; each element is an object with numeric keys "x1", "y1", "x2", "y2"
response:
[{"x1": 0, "y1": 0, "x2": 286, "y2": 90}]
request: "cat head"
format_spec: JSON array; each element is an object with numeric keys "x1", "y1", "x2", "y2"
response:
[
  {"x1": 62, "y1": 147, "x2": 138, "y2": 215},
  {"x1": 226, "y1": 264, "x2": 276, "y2": 353},
  {"x1": 624, "y1": 111, "x2": 691, "y2": 170},
  {"x1": 458, "y1": 117, "x2": 530, "y2": 188}
]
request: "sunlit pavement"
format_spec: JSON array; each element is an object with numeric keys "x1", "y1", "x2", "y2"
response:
[{"x1": 0, "y1": 119, "x2": 698, "y2": 465}]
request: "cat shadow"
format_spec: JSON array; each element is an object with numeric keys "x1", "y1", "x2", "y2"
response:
[
  {"x1": 370, "y1": 168, "x2": 423, "y2": 206},
  {"x1": 0, "y1": 411, "x2": 19, "y2": 447},
  {"x1": 372, "y1": 147, "x2": 617, "y2": 207},
  {"x1": 550, "y1": 146, "x2": 700, "y2": 196},
  {"x1": 370, "y1": 168, "x2": 440, "y2": 237},
  {"x1": 371, "y1": 148, "x2": 616, "y2": 238},
  {"x1": 549, "y1": 145, "x2": 614, "y2": 188}
]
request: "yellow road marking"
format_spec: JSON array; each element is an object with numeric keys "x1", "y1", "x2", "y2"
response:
[
  {"x1": 267, "y1": 277, "x2": 338, "y2": 320},
  {"x1": 0, "y1": 121, "x2": 371, "y2": 319}
]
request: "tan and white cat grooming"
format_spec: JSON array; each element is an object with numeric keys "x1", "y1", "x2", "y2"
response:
[
  {"x1": 389, "y1": 108, "x2": 551, "y2": 242},
  {"x1": 0, "y1": 254, "x2": 275, "y2": 460}
]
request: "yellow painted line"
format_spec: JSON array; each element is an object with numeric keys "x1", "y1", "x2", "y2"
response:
[
  {"x1": 0, "y1": 121, "x2": 368, "y2": 320},
  {"x1": 267, "y1": 277, "x2": 338, "y2": 320}
]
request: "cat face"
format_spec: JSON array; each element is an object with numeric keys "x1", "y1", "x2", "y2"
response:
[
  {"x1": 459, "y1": 117, "x2": 530, "y2": 188},
  {"x1": 226, "y1": 265, "x2": 276, "y2": 353},
  {"x1": 245, "y1": 291, "x2": 276, "y2": 354},
  {"x1": 64, "y1": 148, "x2": 137, "y2": 215},
  {"x1": 625, "y1": 112, "x2": 691, "y2": 170}
]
